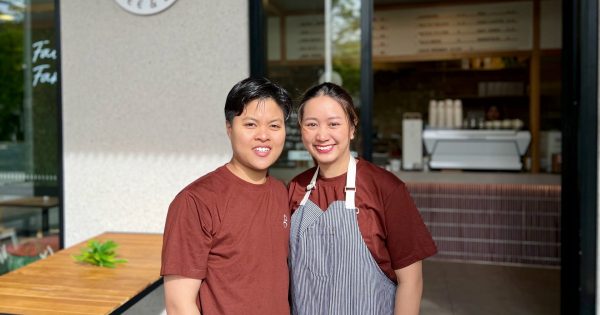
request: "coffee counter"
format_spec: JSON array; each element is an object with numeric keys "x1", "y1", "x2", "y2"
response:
[
  {"x1": 271, "y1": 167, "x2": 560, "y2": 185},
  {"x1": 391, "y1": 170, "x2": 560, "y2": 185},
  {"x1": 272, "y1": 167, "x2": 561, "y2": 267}
]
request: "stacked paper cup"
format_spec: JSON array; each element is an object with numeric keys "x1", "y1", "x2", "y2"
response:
[
  {"x1": 428, "y1": 100, "x2": 437, "y2": 128},
  {"x1": 428, "y1": 99, "x2": 463, "y2": 129}
]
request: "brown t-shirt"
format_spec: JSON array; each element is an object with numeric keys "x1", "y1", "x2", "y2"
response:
[
  {"x1": 161, "y1": 165, "x2": 290, "y2": 315},
  {"x1": 288, "y1": 159, "x2": 437, "y2": 282}
]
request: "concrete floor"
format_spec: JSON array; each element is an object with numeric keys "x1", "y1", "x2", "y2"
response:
[
  {"x1": 124, "y1": 260, "x2": 561, "y2": 315},
  {"x1": 421, "y1": 260, "x2": 560, "y2": 315}
]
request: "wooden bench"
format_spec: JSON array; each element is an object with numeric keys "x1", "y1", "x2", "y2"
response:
[{"x1": 0, "y1": 232, "x2": 163, "y2": 314}]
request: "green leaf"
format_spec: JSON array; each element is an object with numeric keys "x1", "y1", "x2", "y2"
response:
[{"x1": 71, "y1": 239, "x2": 127, "y2": 268}]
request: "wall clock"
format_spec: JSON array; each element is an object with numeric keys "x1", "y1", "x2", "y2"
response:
[{"x1": 115, "y1": 0, "x2": 177, "y2": 16}]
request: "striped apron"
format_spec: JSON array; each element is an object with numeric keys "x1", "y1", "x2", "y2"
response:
[{"x1": 290, "y1": 157, "x2": 396, "y2": 315}]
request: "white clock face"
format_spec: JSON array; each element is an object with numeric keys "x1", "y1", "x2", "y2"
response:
[{"x1": 115, "y1": 0, "x2": 177, "y2": 16}]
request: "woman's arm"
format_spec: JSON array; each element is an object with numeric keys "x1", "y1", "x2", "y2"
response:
[
  {"x1": 164, "y1": 275, "x2": 202, "y2": 315},
  {"x1": 393, "y1": 261, "x2": 423, "y2": 315}
]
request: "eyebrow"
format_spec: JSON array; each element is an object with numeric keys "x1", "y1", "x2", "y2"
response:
[
  {"x1": 242, "y1": 116, "x2": 283, "y2": 123},
  {"x1": 302, "y1": 116, "x2": 343, "y2": 121}
]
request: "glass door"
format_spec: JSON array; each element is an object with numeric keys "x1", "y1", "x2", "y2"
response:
[
  {"x1": 261, "y1": 0, "x2": 362, "y2": 181},
  {"x1": 0, "y1": 0, "x2": 61, "y2": 275}
]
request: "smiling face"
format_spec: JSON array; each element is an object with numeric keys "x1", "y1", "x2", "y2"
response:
[
  {"x1": 301, "y1": 95, "x2": 355, "y2": 178},
  {"x1": 227, "y1": 98, "x2": 286, "y2": 183}
]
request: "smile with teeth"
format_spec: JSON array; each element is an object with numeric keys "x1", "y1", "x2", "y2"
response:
[
  {"x1": 254, "y1": 147, "x2": 271, "y2": 153},
  {"x1": 315, "y1": 145, "x2": 333, "y2": 153}
]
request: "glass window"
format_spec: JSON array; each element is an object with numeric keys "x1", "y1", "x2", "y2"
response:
[
  {"x1": 371, "y1": 0, "x2": 562, "y2": 172},
  {"x1": 0, "y1": 0, "x2": 61, "y2": 275},
  {"x1": 263, "y1": 0, "x2": 362, "y2": 177}
]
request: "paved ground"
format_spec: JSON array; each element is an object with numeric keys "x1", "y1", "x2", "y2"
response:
[{"x1": 421, "y1": 260, "x2": 560, "y2": 315}]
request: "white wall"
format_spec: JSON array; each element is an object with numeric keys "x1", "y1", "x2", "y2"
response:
[
  {"x1": 60, "y1": 1, "x2": 247, "y2": 245},
  {"x1": 60, "y1": 2, "x2": 248, "y2": 312}
]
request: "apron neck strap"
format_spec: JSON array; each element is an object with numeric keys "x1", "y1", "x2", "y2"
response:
[
  {"x1": 298, "y1": 156, "x2": 357, "y2": 210},
  {"x1": 299, "y1": 165, "x2": 320, "y2": 206},
  {"x1": 345, "y1": 156, "x2": 357, "y2": 209}
]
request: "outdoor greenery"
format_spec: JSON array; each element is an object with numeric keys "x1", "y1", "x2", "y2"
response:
[{"x1": 0, "y1": 24, "x2": 24, "y2": 142}]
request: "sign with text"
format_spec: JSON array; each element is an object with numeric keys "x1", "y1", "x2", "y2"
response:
[
  {"x1": 285, "y1": 14, "x2": 324, "y2": 61},
  {"x1": 373, "y1": 2, "x2": 533, "y2": 57},
  {"x1": 31, "y1": 40, "x2": 57, "y2": 87}
]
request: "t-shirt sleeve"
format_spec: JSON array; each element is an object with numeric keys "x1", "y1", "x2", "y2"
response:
[
  {"x1": 161, "y1": 190, "x2": 213, "y2": 279},
  {"x1": 385, "y1": 183, "x2": 437, "y2": 270}
]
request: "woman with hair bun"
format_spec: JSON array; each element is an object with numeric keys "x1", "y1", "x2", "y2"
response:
[{"x1": 288, "y1": 83, "x2": 437, "y2": 315}]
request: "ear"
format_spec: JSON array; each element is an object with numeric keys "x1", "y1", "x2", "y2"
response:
[
  {"x1": 226, "y1": 121, "x2": 232, "y2": 139},
  {"x1": 350, "y1": 126, "x2": 355, "y2": 140}
]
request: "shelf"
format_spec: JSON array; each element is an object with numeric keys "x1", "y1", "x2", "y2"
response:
[
  {"x1": 421, "y1": 67, "x2": 528, "y2": 73},
  {"x1": 458, "y1": 95, "x2": 528, "y2": 100}
]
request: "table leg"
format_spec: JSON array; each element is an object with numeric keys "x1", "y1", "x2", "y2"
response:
[{"x1": 42, "y1": 208, "x2": 49, "y2": 234}]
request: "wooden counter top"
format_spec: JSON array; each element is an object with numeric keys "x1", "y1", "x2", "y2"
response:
[{"x1": 0, "y1": 232, "x2": 163, "y2": 315}]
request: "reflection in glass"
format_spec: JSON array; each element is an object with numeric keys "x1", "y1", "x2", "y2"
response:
[
  {"x1": 264, "y1": 0, "x2": 361, "y2": 170},
  {"x1": 0, "y1": 0, "x2": 60, "y2": 275}
]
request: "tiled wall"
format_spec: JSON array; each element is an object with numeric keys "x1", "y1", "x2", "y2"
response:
[{"x1": 409, "y1": 183, "x2": 561, "y2": 266}]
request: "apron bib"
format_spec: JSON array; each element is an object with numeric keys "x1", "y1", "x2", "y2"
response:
[{"x1": 290, "y1": 157, "x2": 396, "y2": 315}]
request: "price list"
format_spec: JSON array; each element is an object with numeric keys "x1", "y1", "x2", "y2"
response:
[
  {"x1": 373, "y1": 2, "x2": 532, "y2": 58},
  {"x1": 285, "y1": 14, "x2": 325, "y2": 61}
]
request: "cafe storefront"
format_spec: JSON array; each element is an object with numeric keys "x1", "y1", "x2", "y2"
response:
[
  {"x1": 250, "y1": 0, "x2": 596, "y2": 312},
  {"x1": 0, "y1": 0, "x2": 596, "y2": 313}
]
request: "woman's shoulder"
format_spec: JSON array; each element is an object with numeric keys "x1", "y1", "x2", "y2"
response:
[{"x1": 289, "y1": 166, "x2": 319, "y2": 188}]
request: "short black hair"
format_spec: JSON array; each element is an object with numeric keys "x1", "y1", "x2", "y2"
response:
[{"x1": 224, "y1": 77, "x2": 292, "y2": 123}]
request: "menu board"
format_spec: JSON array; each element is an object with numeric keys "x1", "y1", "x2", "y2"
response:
[
  {"x1": 285, "y1": 14, "x2": 324, "y2": 61},
  {"x1": 373, "y1": 2, "x2": 533, "y2": 57},
  {"x1": 271, "y1": 1, "x2": 559, "y2": 62}
]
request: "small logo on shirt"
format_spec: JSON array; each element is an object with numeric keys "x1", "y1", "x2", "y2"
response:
[{"x1": 283, "y1": 214, "x2": 288, "y2": 228}]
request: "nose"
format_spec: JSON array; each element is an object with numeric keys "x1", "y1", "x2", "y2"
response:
[
  {"x1": 256, "y1": 126, "x2": 270, "y2": 142},
  {"x1": 315, "y1": 126, "x2": 329, "y2": 141}
]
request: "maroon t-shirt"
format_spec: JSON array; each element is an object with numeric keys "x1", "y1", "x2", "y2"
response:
[
  {"x1": 161, "y1": 165, "x2": 290, "y2": 315},
  {"x1": 288, "y1": 159, "x2": 437, "y2": 282}
]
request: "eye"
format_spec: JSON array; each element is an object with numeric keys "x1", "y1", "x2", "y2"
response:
[
  {"x1": 244, "y1": 122, "x2": 257, "y2": 128},
  {"x1": 329, "y1": 121, "x2": 341, "y2": 127},
  {"x1": 303, "y1": 122, "x2": 317, "y2": 128},
  {"x1": 270, "y1": 123, "x2": 282, "y2": 129}
]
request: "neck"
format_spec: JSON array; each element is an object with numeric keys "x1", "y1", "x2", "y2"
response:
[
  {"x1": 319, "y1": 154, "x2": 351, "y2": 178},
  {"x1": 226, "y1": 161, "x2": 268, "y2": 184}
]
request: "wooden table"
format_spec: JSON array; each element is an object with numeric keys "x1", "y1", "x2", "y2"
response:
[
  {"x1": 0, "y1": 232, "x2": 163, "y2": 315},
  {"x1": 0, "y1": 196, "x2": 59, "y2": 234}
]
